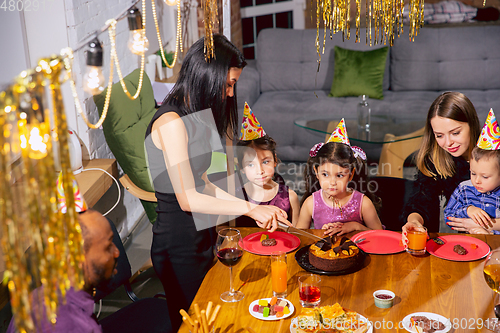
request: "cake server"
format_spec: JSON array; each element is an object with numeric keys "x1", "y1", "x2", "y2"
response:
[{"x1": 277, "y1": 221, "x2": 326, "y2": 242}]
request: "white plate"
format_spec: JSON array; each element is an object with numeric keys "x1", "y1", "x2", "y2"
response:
[
  {"x1": 290, "y1": 314, "x2": 373, "y2": 333},
  {"x1": 402, "y1": 312, "x2": 452, "y2": 333},
  {"x1": 248, "y1": 298, "x2": 295, "y2": 321}
]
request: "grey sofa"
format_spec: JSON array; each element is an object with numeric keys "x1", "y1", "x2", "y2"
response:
[{"x1": 236, "y1": 26, "x2": 500, "y2": 161}]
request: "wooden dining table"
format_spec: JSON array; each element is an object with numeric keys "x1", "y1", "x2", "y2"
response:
[{"x1": 178, "y1": 228, "x2": 500, "y2": 333}]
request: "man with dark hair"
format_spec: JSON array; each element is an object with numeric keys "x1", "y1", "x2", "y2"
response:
[{"x1": 7, "y1": 209, "x2": 119, "y2": 333}]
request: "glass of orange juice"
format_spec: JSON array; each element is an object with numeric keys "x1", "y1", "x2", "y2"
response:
[
  {"x1": 271, "y1": 251, "x2": 287, "y2": 298},
  {"x1": 406, "y1": 227, "x2": 428, "y2": 256}
]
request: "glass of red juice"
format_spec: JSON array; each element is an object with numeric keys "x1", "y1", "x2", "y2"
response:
[
  {"x1": 216, "y1": 228, "x2": 244, "y2": 302},
  {"x1": 298, "y1": 274, "x2": 321, "y2": 307}
]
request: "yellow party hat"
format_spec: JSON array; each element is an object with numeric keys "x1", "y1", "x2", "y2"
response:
[
  {"x1": 326, "y1": 118, "x2": 350, "y2": 145},
  {"x1": 239, "y1": 102, "x2": 266, "y2": 140},
  {"x1": 477, "y1": 109, "x2": 500, "y2": 150},
  {"x1": 57, "y1": 172, "x2": 88, "y2": 213}
]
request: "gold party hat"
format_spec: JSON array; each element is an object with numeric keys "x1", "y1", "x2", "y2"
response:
[
  {"x1": 477, "y1": 109, "x2": 500, "y2": 150},
  {"x1": 326, "y1": 118, "x2": 350, "y2": 145},
  {"x1": 239, "y1": 102, "x2": 266, "y2": 140},
  {"x1": 57, "y1": 172, "x2": 88, "y2": 213}
]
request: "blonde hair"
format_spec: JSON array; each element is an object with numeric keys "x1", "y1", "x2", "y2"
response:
[{"x1": 416, "y1": 92, "x2": 480, "y2": 178}]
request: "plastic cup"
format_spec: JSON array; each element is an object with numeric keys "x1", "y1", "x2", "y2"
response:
[
  {"x1": 406, "y1": 227, "x2": 427, "y2": 256},
  {"x1": 271, "y1": 251, "x2": 287, "y2": 298},
  {"x1": 298, "y1": 274, "x2": 321, "y2": 307}
]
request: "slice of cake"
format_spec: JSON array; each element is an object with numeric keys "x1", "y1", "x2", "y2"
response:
[{"x1": 308, "y1": 236, "x2": 362, "y2": 272}]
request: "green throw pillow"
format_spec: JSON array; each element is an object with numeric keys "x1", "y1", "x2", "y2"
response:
[{"x1": 329, "y1": 46, "x2": 388, "y2": 100}]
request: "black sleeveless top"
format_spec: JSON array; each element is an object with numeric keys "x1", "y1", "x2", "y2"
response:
[{"x1": 145, "y1": 104, "x2": 221, "y2": 231}]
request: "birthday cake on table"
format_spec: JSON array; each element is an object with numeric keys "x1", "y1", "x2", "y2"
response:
[{"x1": 308, "y1": 236, "x2": 362, "y2": 272}]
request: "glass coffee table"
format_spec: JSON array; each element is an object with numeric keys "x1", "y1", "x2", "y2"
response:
[{"x1": 294, "y1": 115, "x2": 426, "y2": 177}]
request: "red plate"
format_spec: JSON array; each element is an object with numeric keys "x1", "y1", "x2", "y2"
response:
[
  {"x1": 242, "y1": 231, "x2": 300, "y2": 255},
  {"x1": 426, "y1": 235, "x2": 490, "y2": 261},
  {"x1": 351, "y1": 230, "x2": 405, "y2": 254}
]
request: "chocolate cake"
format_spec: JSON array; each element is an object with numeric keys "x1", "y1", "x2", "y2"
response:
[
  {"x1": 261, "y1": 238, "x2": 277, "y2": 247},
  {"x1": 308, "y1": 236, "x2": 361, "y2": 272}
]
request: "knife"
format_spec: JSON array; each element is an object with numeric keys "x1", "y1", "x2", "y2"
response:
[{"x1": 277, "y1": 221, "x2": 326, "y2": 242}]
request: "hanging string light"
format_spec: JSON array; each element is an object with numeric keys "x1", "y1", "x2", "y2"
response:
[
  {"x1": 82, "y1": 38, "x2": 105, "y2": 95},
  {"x1": 127, "y1": 6, "x2": 150, "y2": 55},
  {"x1": 152, "y1": 0, "x2": 183, "y2": 69},
  {"x1": 164, "y1": 0, "x2": 177, "y2": 6}
]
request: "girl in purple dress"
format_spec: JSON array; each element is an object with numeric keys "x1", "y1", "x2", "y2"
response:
[
  {"x1": 295, "y1": 120, "x2": 382, "y2": 236},
  {"x1": 236, "y1": 135, "x2": 300, "y2": 226},
  {"x1": 236, "y1": 103, "x2": 299, "y2": 225}
]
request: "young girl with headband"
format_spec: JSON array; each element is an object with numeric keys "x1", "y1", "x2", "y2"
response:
[
  {"x1": 295, "y1": 119, "x2": 383, "y2": 236},
  {"x1": 236, "y1": 103, "x2": 300, "y2": 225}
]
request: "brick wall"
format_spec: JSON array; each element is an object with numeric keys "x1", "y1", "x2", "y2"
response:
[{"x1": 63, "y1": 0, "x2": 177, "y2": 236}]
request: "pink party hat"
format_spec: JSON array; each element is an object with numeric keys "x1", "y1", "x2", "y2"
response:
[
  {"x1": 239, "y1": 102, "x2": 266, "y2": 140},
  {"x1": 57, "y1": 172, "x2": 88, "y2": 213},
  {"x1": 477, "y1": 109, "x2": 500, "y2": 150},
  {"x1": 326, "y1": 118, "x2": 350, "y2": 145}
]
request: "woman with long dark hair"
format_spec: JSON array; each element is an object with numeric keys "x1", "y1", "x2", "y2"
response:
[{"x1": 145, "y1": 35, "x2": 290, "y2": 331}]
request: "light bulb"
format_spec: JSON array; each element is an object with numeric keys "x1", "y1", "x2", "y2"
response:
[
  {"x1": 28, "y1": 126, "x2": 47, "y2": 158},
  {"x1": 84, "y1": 38, "x2": 105, "y2": 95},
  {"x1": 128, "y1": 29, "x2": 149, "y2": 55},
  {"x1": 164, "y1": 0, "x2": 177, "y2": 6},
  {"x1": 128, "y1": 7, "x2": 149, "y2": 55},
  {"x1": 83, "y1": 66, "x2": 105, "y2": 95}
]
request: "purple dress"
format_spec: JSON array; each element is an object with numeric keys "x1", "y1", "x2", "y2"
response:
[
  {"x1": 312, "y1": 189, "x2": 364, "y2": 229},
  {"x1": 235, "y1": 182, "x2": 291, "y2": 227}
]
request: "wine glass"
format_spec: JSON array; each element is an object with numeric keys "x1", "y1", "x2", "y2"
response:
[
  {"x1": 216, "y1": 228, "x2": 244, "y2": 302},
  {"x1": 483, "y1": 250, "x2": 500, "y2": 331}
]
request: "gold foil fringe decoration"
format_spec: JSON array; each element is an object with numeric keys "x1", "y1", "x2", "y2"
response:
[
  {"x1": 316, "y1": 0, "x2": 423, "y2": 68},
  {"x1": 0, "y1": 56, "x2": 85, "y2": 333},
  {"x1": 203, "y1": 0, "x2": 219, "y2": 61}
]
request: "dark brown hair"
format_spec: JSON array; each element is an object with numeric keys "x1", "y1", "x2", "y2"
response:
[
  {"x1": 416, "y1": 92, "x2": 480, "y2": 178},
  {"x1": 301, "y1": 142, "x2": 380, "y2": 212},
  {"x1": 236, "y1": 135, "x2": 280, "y2": 167},
  {"x1": 163, "y1": 34, "x2": 247, "y2": 139}
]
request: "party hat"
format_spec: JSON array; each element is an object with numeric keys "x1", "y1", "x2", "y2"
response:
[
  {"x1": 326, "y1": 118, "x2": 350, "y2": 145},
  {"x1": 56, "y1": 172, "x2": 88, "y2": 213},
  {"x1": 239, "y1": 102, "x2": 266, "y2": 140},
  {"x1": 477, "y1": 109, "x2": 500, "y2": 150}
]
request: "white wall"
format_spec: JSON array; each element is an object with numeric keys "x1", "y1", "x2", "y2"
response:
[
  {"x1": 0, "y1": 0, "x2": 178, "y2": 237},
  {"x1": 0, "y1": 11, "x2": 29, "y2": 86}
]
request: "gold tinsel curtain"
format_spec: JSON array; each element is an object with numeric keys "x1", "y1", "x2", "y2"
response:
[
  {"x1": 306, "y1": 0, "x2": 423, "y2": 65},
  {"x1": 0, "y1": 56, "x2": 85, "y2": 333}
]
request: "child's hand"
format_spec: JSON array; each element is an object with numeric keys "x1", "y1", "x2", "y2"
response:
[
  {"x1": 467, "y1": 206, "x2": 494, "y2": 229},
  {"x1": 323, "y1": 222, "x2": 358, "y2": 236},
  {"x1": 321, "y1": 222, "x2": 342, "y2": 231}
]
